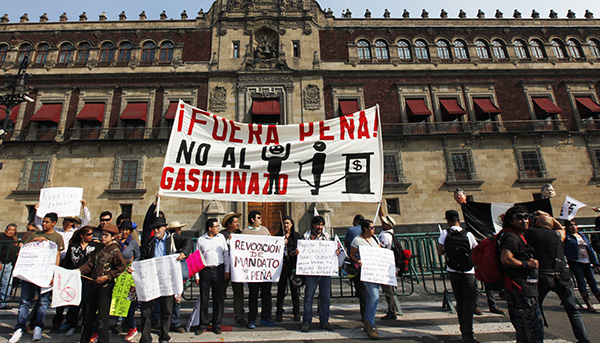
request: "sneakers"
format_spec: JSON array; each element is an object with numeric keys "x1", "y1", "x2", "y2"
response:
[
  {"x1": 301, "y1": 323, "x2": 310, "y2": 332},
  {"x1": 320, "y1": 323, "x2": 334, "y2": 331},
  {"x1": 90, "y1": 332, "x2": 99, "y2": 343},
  {"x1": 247, "y1": 321, "x2": 256, "y2": 329},
  {"x1": 260, "y1": 317, "x2": 276, "y2": 326},
  {"x1": 125, "y1": 327, "x2": 138, "y2": 342},
  {"x1": 9, "y1": 328, "x2": 23, "y2": 343},
  {"x1": 59, "y1": 323, "x2": 72, "y2": 331},
  {"x1": 66, "y1": 327, "x2": 76, "y2": 337},
  {"x1": 33, "y1": 327, "x2": 42, "y2": 341},
  {"x1": 213, "y1": 326, "x2": 222, "y2": 334}
]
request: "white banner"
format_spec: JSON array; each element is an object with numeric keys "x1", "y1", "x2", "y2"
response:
[
  {"x1": 37, "y1": 187, "x2": 84, "y2": 217},
  {"x1": 52, "y1": 266, "x2": 82, "y2": 308},
  {"x1": 158, "y1": 102, "x2": 383, "y2": 203},
  {"x1": 296, "y1": 240, "x2": 338, "y2": 276},
  {"x1": 13, "y1": 241, "x2": 58, "y2": 288},
  {"x1": 229, "y1": 234, "x2": 284, "y2": 283},
  {"x1": 359, "y1": 246, "x2": 397, "y2": 287},
  {"x1": 334, "y1": 235, "x2": 348, "y2": 267},
  {"x1": 131, "y1": 255, "x2": 183, "y2": 302},
  {"x1": 559, "y1": 195, "x2": 588, "y2": 220}
]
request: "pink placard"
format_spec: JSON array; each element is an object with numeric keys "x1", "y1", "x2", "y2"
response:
[{"x1": 186, "y1": 250, "x2": 206, "y2": 276}]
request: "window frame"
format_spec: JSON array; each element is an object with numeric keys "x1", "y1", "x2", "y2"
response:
[
  {"x1": 233, "y1": 41, "x2": 240, "y2": 58},
  {"x1": 141, "y1": 42, "x2": 156, "y2": 63},
  {"x1": 17, "y1": 44, "x2": 32, "y2": 64},
  {"x1": 514, "y1": 146, "x2": 551, "y2": 181},
  {"x1": 76, "y1": 43, "x2": 91, "y2": 64},
  {"x1": 159, "y1": 41, "x2": 174, "y2": 62},
  {"x1": 110, "y1": 155, "x2": 145, "y2": 190},
  {"x1": 530, "y1": 40, "x2": 546, "y2": 59},
  {"x1": 436, "y1": 40, "x2": 451, "y2": 60},
  {"x1": 397, "y1": 40, "x2": 411, "y2": 61},
  {"x1": 357, "y1": 40, "x2": 372, "y2": 61},
  {"x1": 292, "y1": 41, "x2": 300, "y2": 58},
  {"x1": 475, "y1": 40, "x2": 490, "y2": 60},
  {"x1": 374, "y1": 40, "x2": 389, "y2": 60},
  {"x1": 117, "y1": 42, "x2": 132, "y2": 63},
  {"x1": 99, "y1": 42, "x2": 116, "y2": 63},
  {"x1": 414, "y1": 40, "x2": 429, "y2": 60},
  {"x1": 566, "y1": 39, "x2": 583, "y2": 59},
  {"x1": 383, "y1": 151, "x2": 408, "y2": 185},
  {"x1": 491, "y1": 40, "x2": 507, "y2": 60},
  {"x1": 453, "y1": 40, "x2": 468, "y2": 60},
  {"x1": 443, "y1": 148, "x2": 483, "y2": 186},
  {"x1": 0, "y1": 44, "x2": 8, "y2": 64},
  {"x1": 57, "y1": 43, "x2": 74, "y2": 64},
  {"x1": 17, "y1": 156, "x2": 53, "y2": 191},
  {"x1": 551, "y1": 39, "x2": 567, "y2": 59},
  {"x1": 513, "y1": 39, "x2": 529, "y2": 59},
  {"x1": 589, "y1": 39, "x2": 600, "y2": 58},
  {"x1": 586, "y1": 144, "x2": 600, "y2": 180},
  {"x1": 34, "y1": 43, "x2": 50, "y2": 64}
]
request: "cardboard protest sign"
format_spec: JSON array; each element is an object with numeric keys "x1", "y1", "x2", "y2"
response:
[
  {"x1": 13, "y1": 240, "x2": 58, "y2": 288},
  {"x1": 131, "y1": 255, "x2": 183, "y2": 302},
  {"x1": 296, "y1": 240, "x2": 338, "y2": 276},
  {"x1": 159, "y1": 101, "x2": 383, "y2": 203},
  {"x1": 52, "y1": 266, "x2": 81, "y2": 308},
  {"x1": 229, "y1": 234, "x2": 284, "y2": 283},
  {"x1": 185, "y1": 249, "x2": 206, "y2": 277},
  {"x1": 359, "y1": 246, "x2": 397, "y2": 287},
  {"x1": 334, "y1": 235, "x2": 348, "y2": 267},
  {"x1": 559, "y1": 196, "x2": 587, "y2": 220},
  {"x1": 110, "y1": 271, "x2": 136, "y2": 316},
  {"x1": 37, "y1": 187, "x2": 84, "y2": 217}
]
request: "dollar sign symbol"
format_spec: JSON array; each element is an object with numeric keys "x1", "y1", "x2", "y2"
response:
[{"x1": 352, "y1": 160, "x2": 362, "y2": 171}]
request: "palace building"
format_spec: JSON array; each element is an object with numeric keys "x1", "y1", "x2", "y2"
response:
[{"x1": 1, "y1": 0, "x2": 600, "y2": 233}]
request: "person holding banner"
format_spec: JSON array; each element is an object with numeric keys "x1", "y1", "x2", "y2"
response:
[
  {"x1": 114, "y1": 220, "x2": 140, "y2": 341},
  {"x1": 276, "y1": 216, "x2": 300, "y2": 322},
  {"x1": 78, "y1": 223, "x2": 127, "y2": 343},
  {"x1": 0, "y1": 224, "x2": 18, "y2": 310},
  {"x1": 219, "y1": 212, "x2": 247, "y2": 327},
  {"x1": 377, "y1": 205, "x2": 399, "y2": 321},
  {"x1": 345, "y1": 214, "x2": 367, "y2": 323}
]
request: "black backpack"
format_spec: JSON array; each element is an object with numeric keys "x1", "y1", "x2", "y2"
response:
[
  {"x1": 388, "y1": 232, "x2": 410, "y2": 275},
  {"x1": 443, "y1": 229, "x2": 473, "y2": 271}
]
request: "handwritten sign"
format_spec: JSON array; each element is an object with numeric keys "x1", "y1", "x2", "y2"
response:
[
  {"x1": 229, "y1": 234, "x2": 284, "y2": 283},
  {"x1": 559, "y1": 195, "x2": 587, "y2": 220},
  {"x1": 359, "y1": 246, "x2": 397, "y2": 287},
  {"x1": 334, "y1": 235, "x2": 348, "y2": 267},
  {"x1": 13, "y1": 240, "x2": 58, "y2": 288},
  {"x1": 52, "y1": 266, "x2": 81, "y2": 308},
  {"x1": 110, "y1": 271, "x2": 136, "y2": 316},
  {"x1": 131, "y1": 255, "x2": 183, "y2": 302},
  {"x1": 296, "y1": 240, "x2": 338, "y2": 276},
  {"x1": 37, "y1": 187, "x2": 83, "y2": 217}
]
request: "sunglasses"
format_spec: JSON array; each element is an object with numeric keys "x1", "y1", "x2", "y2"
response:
[
  {"x1": 513, "y1": 213, "x2": 530, "y2": 220},
  {"x1": 100, "y1": 218, "x2": 111, "y2": 222},
  {"x1": 84, "y1": 233, "x2": 93, "y2": 236}
]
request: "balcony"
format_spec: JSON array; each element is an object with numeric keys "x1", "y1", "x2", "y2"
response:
[{"x1": 380, "y1": 119, "x2": 567, "y2": 136}]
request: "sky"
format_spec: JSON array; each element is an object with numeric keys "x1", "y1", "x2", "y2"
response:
[{"x1": 1, "y1": 0, "x2": 598, "y2": 22}]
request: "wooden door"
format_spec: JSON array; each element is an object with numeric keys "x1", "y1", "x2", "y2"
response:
[{"x1": 247, "y1": 202, "x2": 286, "y2": 236}]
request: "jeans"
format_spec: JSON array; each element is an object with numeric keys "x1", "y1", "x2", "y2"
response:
[
  {"x1": 505, "y1": 288, "x2": 544, "y2": 343},
  {"x1": 15, "y1": 280, "x2": 51, "y2": 330},
  {"x1": 171, "y1": 300, "x2": 181, "y2": 328},
  {"x1": 569, "y1": 261, "x2": 600, "y2": 295},
  {"x1": 0, "y1": 262, "x2": 13, "y2": 306},
  {"x1": 363, "y1": 281, "x2": 380, "y2": 328},
  {"x1": 248, "y1": 282, "x2": 272, "y2": 323},
  {"x1": 448, "y1": 272, "x2": 477, "y2": 341},
  {"x1": 303, "y1": 276, "x2": 331, "y2": 325}
]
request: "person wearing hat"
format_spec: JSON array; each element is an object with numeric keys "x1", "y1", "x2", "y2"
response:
[
  {"x1": 165, "y1": 220, "x2": 192, "y2": 333},
  {"x1": 78, "y1": 223, "x2": 127, "y2": 343},
  {"x1": 219, "y1": 212, "x2": 247, "y2": 327},
  {"x1": 377, "y1": 204, "x2": 399, "y2": 320}
]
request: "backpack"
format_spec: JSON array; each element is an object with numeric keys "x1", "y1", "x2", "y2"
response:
[
  {"x1": 443, "y1": 229, "x2": 473, "y2": 272},
  {"x1": 389, "y1": 232, "x2": 411, "y2": 275}
]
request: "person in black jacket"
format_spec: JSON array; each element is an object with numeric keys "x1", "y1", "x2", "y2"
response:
[
  {"x1": 0, "y1": 224, "x2": 19, "y2": 310},
  {"x1": 275, "y1": 216, "x2": 300, "y2": 322}
]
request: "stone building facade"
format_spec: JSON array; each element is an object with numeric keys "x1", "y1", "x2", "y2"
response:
[{"x1": 1, "y1": 0, "x2": 600, "y2": 234}]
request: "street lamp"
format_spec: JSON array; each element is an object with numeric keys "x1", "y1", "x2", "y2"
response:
[{"x1": 0, "y1": 56, "x2": 31, "y2": 138}]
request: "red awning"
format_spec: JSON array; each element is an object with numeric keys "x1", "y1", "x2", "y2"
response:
[
  {"x1": 406, "y1": 99, "x2": 432, "y2": 117},
  {"x1": 0, "y1": 105, "x2": 19, "y2": 122},
  {"x1": 120, "y1": 102, "x2": 148, "y2": 121},
  {"x1": 252, "y1": 99, "x2": 280, "y2": 115},
  {"x1": 31, "y1": 104, "x2": 62, "y2": 123},
  {"x1": 532, "y1": 98, "x2": 561, "y2": 116},
  {"x1": 575, "y1": 97, "x2": 600, "y2": 118},
  {"x1": 473, "y1": 98, "x2": 502, "y2": 114},
  {"x1": 440, "y1": 99, "x2": 466, "y2": 115},
  {"x1": 164, "y1": 102, "x2": 179, "y2": 120},
  {"x1": 339, "y1": 99, "x2": 360, "y2": 116},
  {"x1": 76, "y1": 103, "x2": 105, "y2": 122}
]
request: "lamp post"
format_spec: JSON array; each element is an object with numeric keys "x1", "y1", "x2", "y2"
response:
[{"x1": 1, "y1": 56, "x2": 30, "y2": 138}]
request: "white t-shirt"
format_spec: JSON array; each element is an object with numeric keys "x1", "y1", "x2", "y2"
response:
[{"x1": 438, "y1": 225, "x2": 478, "y2": 274}]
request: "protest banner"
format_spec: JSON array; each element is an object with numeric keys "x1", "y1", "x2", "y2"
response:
[
  {"x1": 52, "y1": 266, "x2": 82, "y2": 308},
  {"x1": 359, "y1": 246, "x2": 397, "y2": 287},
  {"x1": 13, "y1": 240, "x2": 58, "y2": 288},
  {"x1": 36, "y1": 187, "x2": 84, "y2": 217},
  {"x1": 185, "y1": 249, "x2": 206, "y2": 276},
  {"x1": 559, "y1": 195, "x2": 588, "y2": 220},
  {"x1": 110, "y1": 271, "x2": 136, "y2": 316},
  {"x1": 131, "y1": 255, "x2": 183, "y2": 302},
  {"x1": 158, "y1": 101, "x2": 383, "y2": 203},
  {"x1": 229, "y1": 233, "x2": 284, "y2": 282},
  {"x1": 334, "y1": 235, "x2": 348, "y2": 267},
  {"x1": 296, "y1": 240, "x2": 338, "y2": 276}
]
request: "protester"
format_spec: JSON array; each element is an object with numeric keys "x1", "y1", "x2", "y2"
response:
[
  {"x1": 526, "y1": 214, "x2": 590, "y2": 343},
  {"x1": 95, "y1": 211, "x2": 113, "y2": 242},
  {"x1": 165, "y1": 220, "x2": 192, "y2": 333},
  {"x1": 349, "y1": 219, "x2": 381, "y2": 340},
  {"x1": 241, "y1": 210, "x2": 275, "y2": 328},
  {"x1": 114, "y1": 220, "x2": 140, "y2": 341},
  {"x1": 345, "y1": 214, "x2": 366, "y2": 323},
  {"x1": 499, "y1": 206, "x2": 543, "y2": 343},
  {"x1": 116, "y1": 213, "x2": 140, "y2": 244},
  {"x1": 219, "y1": 212, "x2": 247, "y2": 327},
  {"x1": 300, "y1": 216, "x2": 335, "y2": 332},
  {"x1": 563, "y1": 219, "x2": 600, "y2": 312},
  {"x1": 437, "y1": 210, "x2": 479, "y2": 343},
  {"x1": 377, "y1": 205, "x2": 399, "y2": 320},
  {"x1": 9, "y1": 212, "x2": 64, "y2": 343},
  {"x1": 0, "y1": 224, "x2": 18, "y2": 310},
  {"x1": 21, "y1": 220, "x2": 38, "y2": 242},
  {"x1": 275, "y1": 216, "x2": 300, "y2": 322}
]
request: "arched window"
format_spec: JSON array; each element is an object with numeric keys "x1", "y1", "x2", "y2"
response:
[
  {"x1": 0, "y1": 44, "x2": 8, "y2": 64},
  {"x1": 590, "y1": 39, "x2": 600, "y2": 58},
  {"x1": 453, "y1": 40, "x2": 468, "y2": 60},
  {"x1": 415, "y1": 40, "x2": 429, "y2": 60},
  {"x1": 76, "y1": 43, "x2": 91, "y2": 63},
  {"x1": 35, "y1": 43, "x2": 50, "y2": 64},
  {"x1": 141, "y1": 42, "x2": 156, "y2": 62},
  {"x1": 492, "y1": 40, "x2": 507, "y2": 59},
  {"x1": 99, "y1": 42, "x2": 115, "y2": 63},
  {"x1": 118, "y1": 42, "x2": 132, "y2": 62},
  {"x1": 159, "y1": 42, "x2": 174, "y2": 62},
  {"x1": 513, "y1": 40, "x2": 529, "y2": 59},
  {"x1": 475, "y1": 40, "x2": 490, "y2": 59},
  {"x1": 58, "y1": 43, "x2": 73, "y2": 63},
  {"x1": 357, "y1": 40, "x2": 371, "y2": 60},
  {"x1": 374, "y1": 40, "x2": 389, "y2": 60},
  {"x1": 566, "y1": 39, "x2": 582, "y2": 59},
  {"x1": 17, "y1": 44, "x2": 32, "y2": 63},
  {"x1": 397, "y1": 40, "x2": 411, "y2": 60},
  {"x1": 436, "y1": 40, "x2": 451, "y2": 60},
  {"x1": 530, "y1": 40, "x2": 545, "y2": 59},
  {"x1": 551, "y1": 39, "x2": 566, "y2": 59}
]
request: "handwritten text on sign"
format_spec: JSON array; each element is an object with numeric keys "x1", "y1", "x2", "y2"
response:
[
  {"x1": 359, "y1": 246, "x2": 397, "y2": 287},
  {"x1": 52, "y1": 266, "x2": 82, "y2": 308},
  {"x1": 131, "y1": 255, "x2": 183, "y2": 302},
  {"x1": 296, "y1": 240, "x2": 338, "y2": 276},
  {"x1": 12, "y1": 240, "x2": 58, "y2": 288},
  {"x1": 110, "y1": 272, "x2": 136, "y2": 316},
  {"x1": 229, "y1": 234, "x2": 284, "y2": 283},
  {"x1": 37, "y1": 187, "x2": 84, "y2": 217}
]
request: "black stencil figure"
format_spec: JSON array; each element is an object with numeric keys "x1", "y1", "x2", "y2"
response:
[
  {"x1": 299, "y1": 141, "x2": 327, "y2": 195},
  {"x1": 261, "y1": 143, "x2": 291, "y2": 194}
]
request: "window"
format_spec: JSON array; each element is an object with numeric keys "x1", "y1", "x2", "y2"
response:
[
  {"x1": 530, "y1": 40, "x2": 545, "y2": 59},
  {"x1": 589, "y1": 39, "x2": 600, "y2": 58},
  {"x1": 58, "y1": 43, "x2": 73, "y2": 63},
  {"x1": 159, "y1": 42, "x2": 173, "y2": 62},
  {"x1": 110, "y1": 155, "x2": 144, "y2": 191},
  {"x1": 28, "y1": 161, "x2": 49, "y2": 189},
  {"x1": 453, "y1": 40, "x2": 468, "y2": 60},
  {"x1": 233, "y1": 41, "x2": 240, "y2": 58},
  {"x1": 120, "y1": 204, "x2": 133, "y2": 219},
  {"x1": 517, "y1": 149, "x2": 546, "y2": 178},
  {"x1": 141, "y1": 42, "x2": 156, "y2": 62},
  {"x1": 386, "y1": 198, "x2": 401, "y2": 215},
  {"x1": 397, "y1": 40, "x2": 411, "y2": 60},
  {"x1": 374, "y1": 40, "x2": 389, "y2": 60},
  {"x1": 551, "y1": 40, "x2": 566, "y2": 59},
  {"x1": 475, "y1": 40, "x2": 490, "y2": 59},
  {"x1": 34, "y1": 43, "x2": 50, "y2": 64},
  {"x1": 383, "y1": 151, "x2": 408, "y2": 186},
  {"x1": 120, "y1": 160, "x2": 139, "y2": 189},
  {"x1": 99, "y1": 42, "x2": 115, "y2": 63},
  {"x1": 117, "y1": 42, "x2": 132, "y2": 62},
  {"x1": 415, "y1": 40, "x2": 429, "y2": 60},
  {"x1": 567, "y1": 39, "x2": 582, "y2": 59},
  {"x1": 587, "y1": 146, "x2": 600, "y2": 180},
  {"x1": 17, "y1": 44, "x2": 32, "y2": 63},
  {"x1": 492, "y1": 40, "x2": 507, "y2": 59},
  {"x1": 513, "y1": 40, "x2": 529, "y2": 59},
  {"x1": 444, "y1": 149, "x2": 479, "y2": 183},
  {"x1": 292, "y1": 41, "x2": 300, "y2": 58},
  {"x1": 357, "y1": 40, "x2": 371, "y2": 60},
  {"x1": 0, "y1": 44, "x2": 8, "y2": 64},
  {"x1": 436, "y1": 40, "x2": 451, "y2": 60},
  {"x1": 76, "y1": 43, "x2": 91, "y2": 63}
]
